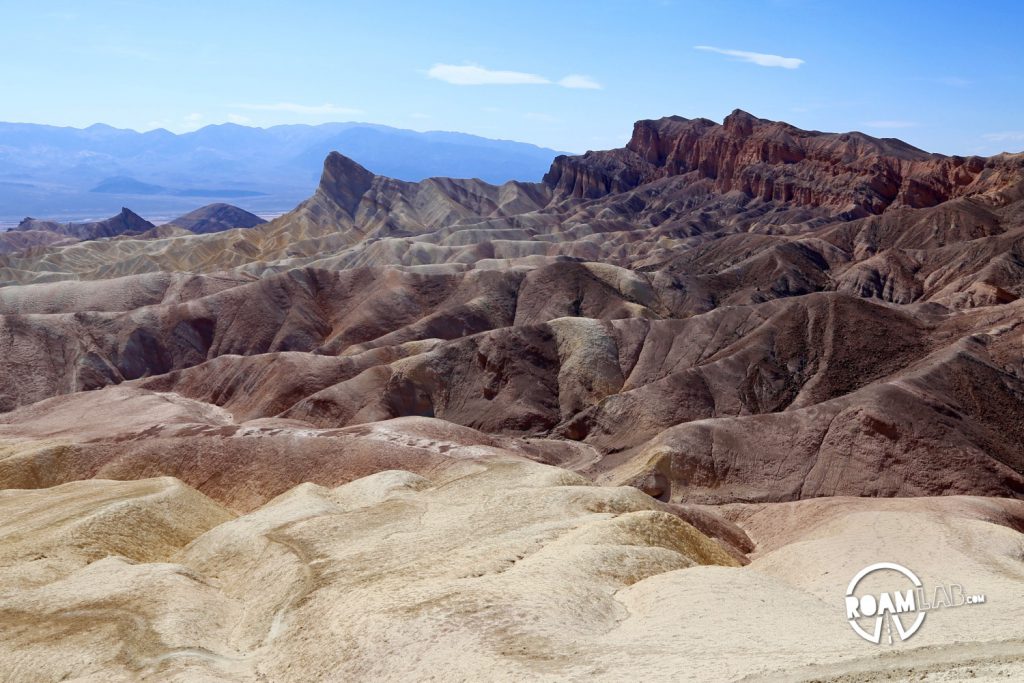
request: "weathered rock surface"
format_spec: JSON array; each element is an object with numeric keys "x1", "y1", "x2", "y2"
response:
[
  {"x1": 11, "y1": 207, "x2": 154, "y2": 241},
  {"x1": 0, "y1": 464, "x2": 1021, "y2": 681},
  {"x1": 164, "y1": 203, "x2": 267, "y2": 235},
  {"x1": 2, "y1": 110, "x2": 1024, "y2": 681},
  {"x1": 545, "y1": 110, "x2": 1020, "y2": 215},
  {"x1": 0, "y1": 111, "x2": 1023, "y2": 505}
]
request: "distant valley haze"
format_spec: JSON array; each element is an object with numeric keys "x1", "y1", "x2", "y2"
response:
[{"x1": 0, "y1": 121, "x2": 565, "y2": 225}]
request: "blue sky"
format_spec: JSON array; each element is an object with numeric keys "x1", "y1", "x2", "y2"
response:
[{"x1": 1, "y1": 0, "x2": 1021, "y2": 154}]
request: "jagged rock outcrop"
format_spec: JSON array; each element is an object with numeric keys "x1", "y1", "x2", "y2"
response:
[
  {"x1": 544, "y1": 109, "x2": 1024, "y2": 217},
  {"x1": 12, "y1": 207, "x2": 154, "y2": 240}
]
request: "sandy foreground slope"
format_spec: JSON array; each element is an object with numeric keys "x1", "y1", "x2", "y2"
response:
[{"x1": 0, "y1": 455, "x2": 1021, "y2": 682}]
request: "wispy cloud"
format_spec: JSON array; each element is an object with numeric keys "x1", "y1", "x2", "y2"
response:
[
  {"x1": 864, "y1": 120, "x2": 917, "y2": 129},
  {"x1": 933, "y1": 76, "x2": 970, "y2": 87},
  {"x1": 558, "y1": 74, "x2": 603, "y2": 90},
  {"x1": 694, "y1": 45, "x2": 804, "y2": 69},
  {"x1": 982, "y1": 131, "x2": 1024, "y2": 143},
  {"x1": 145, "y1": 113, "x2": 209, "y2": 133},
  {"x1": 180, "y1": 113, "x2": 205, "y2": 132},
  {"x1": 235, "y1": 102, "x2": 363, "y2": 115},
  {"x1": 426, "y1": 64, "x2": 603, "y2": 89},
  {"x1": 427, "y1": 64, "x2": 549, "y2": 86},
  {"x1": 226, "y1": 113, "x2": 252, "y2": 125}
]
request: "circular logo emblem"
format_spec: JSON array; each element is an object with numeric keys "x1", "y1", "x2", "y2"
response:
[{"x1": 845, "y1": 562, "x2": 925, "y2": 644}]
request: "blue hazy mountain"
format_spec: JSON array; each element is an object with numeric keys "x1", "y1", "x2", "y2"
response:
[{"x1": 0, "y1": 122, "x2": 565, "y2": 223}]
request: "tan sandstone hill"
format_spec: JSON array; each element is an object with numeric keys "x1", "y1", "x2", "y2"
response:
[{"x1": 0, "y1": 463, "x2": 1021, "y2": 681}]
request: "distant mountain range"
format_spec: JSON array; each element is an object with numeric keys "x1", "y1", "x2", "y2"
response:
[{"x1": 0, "y1": 122, "x2": 566, "y2": 224}]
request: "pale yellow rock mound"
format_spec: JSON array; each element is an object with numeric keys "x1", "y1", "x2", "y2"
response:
[{"x1": 1, "y1": 462, "x2": 1022, "y2": 682}]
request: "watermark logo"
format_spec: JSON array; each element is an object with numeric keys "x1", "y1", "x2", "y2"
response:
[{"x1": 844, "y1": 562, "x2": 987, "y2": 644}]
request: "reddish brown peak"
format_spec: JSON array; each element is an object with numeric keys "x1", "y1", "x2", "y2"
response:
[
  {"x1": 625, "y1": 117, "x2": 724, "y2": 171},
  {"x1": 628, "y1": 110, "x2": 935, "y2": 162},
  {"x1": 722, "y1": 108, "x2": 763, "y2": 136},
  {"x1": 544, "y1": 110, "x2": 1014, "y2": 214}
]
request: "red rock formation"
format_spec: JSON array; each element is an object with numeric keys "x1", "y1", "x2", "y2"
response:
[{"x1": 545, "y1": 109, "x2": 1023, "y2": 216}]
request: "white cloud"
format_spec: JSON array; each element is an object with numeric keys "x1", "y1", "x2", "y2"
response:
[
  {"x1": 982, "y1": 131, "x2": 1024, "y2": 142},
  {"x1": 427, "y1": 64, "x2": 550, "y2": 86},
  {"x1": 557, "y1": 74, "x2": 603, "y2": 90},
  {"x1": 864, "y1": 120, "x2": 917, "y2": 129},
  {"x1": 427, "y1": 64, "x2": 603, "y2": 89},
  {"x1": 235, "y1": 102, "x2": 363, "y2": 115},
  {"x1": 177, "y1": 113, "x2": 206, "y2": 132},
  {"x1": 147, "y1": 113, "x2": 207, "y2": 133},
  {"x1": 226, "y1": 113, "x2": 252, "y2": 125},
  {"x1": 694, "y1": 45, "x2": 804, "y2": 69}
]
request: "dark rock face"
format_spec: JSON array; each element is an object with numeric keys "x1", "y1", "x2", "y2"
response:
[
  {"x1": 167, "y1": 203, "x2": 267, "y2": 234},
  {"x1": 319, "y1": 151, "x2": 377, "y2": 216},
  {"x1": 1, "y1": 110, "x2": 1024, "y2": 506}
]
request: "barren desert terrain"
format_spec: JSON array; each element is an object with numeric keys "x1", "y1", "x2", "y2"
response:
[{"x1": 1, "y1": 111, "x2": 1023, "y2": 681}]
